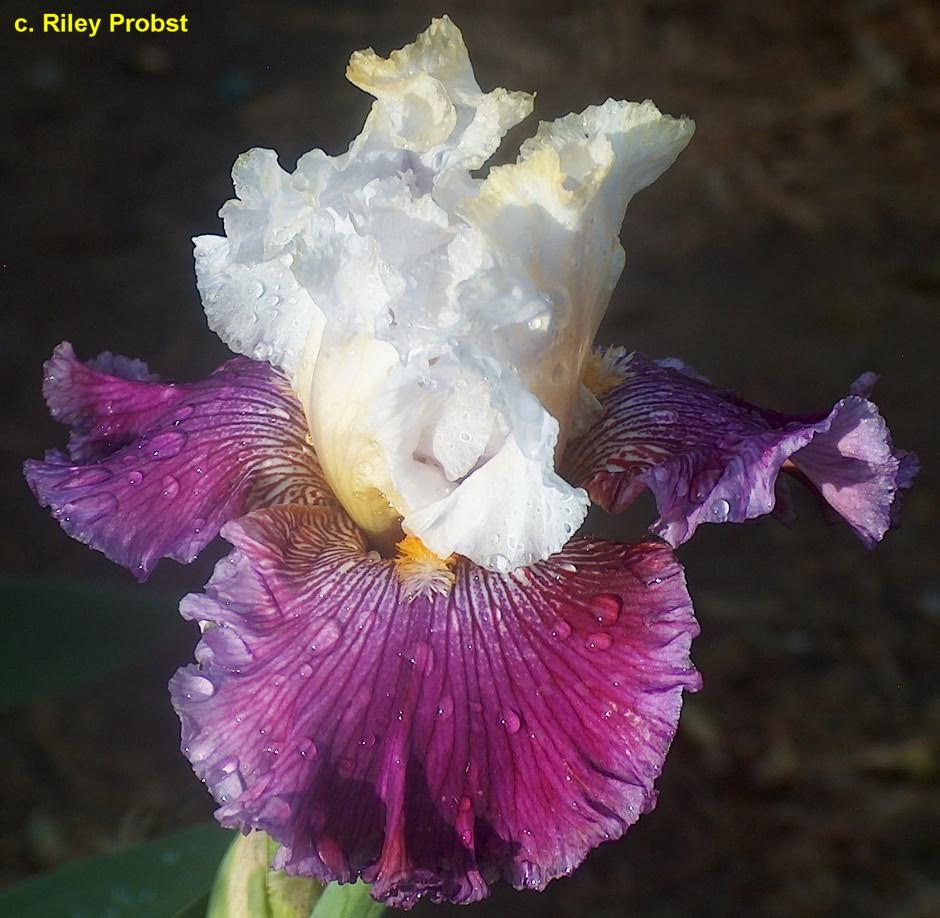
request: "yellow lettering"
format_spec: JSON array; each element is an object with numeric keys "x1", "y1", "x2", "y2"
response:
[
  {"x1": 179, "y1": 14, "x2": 188, "y2": 32},
  {"x1": 110, "y1": 13, "x2": 126, "y2": 32},
  {"x1": 14, "y1": 17, "x2": 28, "y2": 32},
  {"x1": 43, "y1": 14, "x2": 60, "y2": 32}
]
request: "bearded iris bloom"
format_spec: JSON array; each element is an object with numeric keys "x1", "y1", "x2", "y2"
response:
[{"x1": 25, "y1": 17, "x2": 916, "y2": 910}]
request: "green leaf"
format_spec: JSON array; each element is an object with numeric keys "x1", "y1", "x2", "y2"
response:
[
  {"x1": 0, "y1": 823, "x2": 233, "y2": 918},
  {"x1": 206, "y1": 831, "x2": 321, "y2": 918},
  {"x1": 310, "y1": 882, "x2": 385, "y2": 918},
  {"x1": 172, "y1": 892, "x2": 211, "y2": 918},
  {"x1": 0, "y1": 576, "x2": 185, "y2": 706}
]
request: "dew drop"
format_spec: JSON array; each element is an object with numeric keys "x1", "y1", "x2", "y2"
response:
[
  {"x1": 458, "y1": 796, "x2": 472, "y2": 813},
  {"x1": 437, "y1": 696, "x2": 454, "y2": 718},
  {"x1": 269, "y1": 406, "x2": 290, "y2": 421},
  {"x1": 587, "y1": 632, "x2": 614, "y2": 652},
  {"x1": 502, "y1": 710, "x2": 522, "y2": 734},
  {"x1": 710, "y1": 498, "x2": 731, "y2": 522},
  {"x1": 172, "y1": 405, "x2": 195, "y2": 425},
  {"x1": 316, "y1": 839, "x2": 345, "y2": 871},
  {"x1": 411, "y1": 641, "x2": 435, "y2": 674},
  {"x1": 148, "y1": 431, "x2": 186, "y2": 459},
  {"x1": 128, "y1": 470, "x2": 144, "y2": 485},
  {"x1": 161, "y1": 475, "x2": 180, "y2": 498},
  {"x1": 193, "y1": 517, "x2": 206, "y2": 533},
  {"x1": 182, "y1": 674, "x2": 215, "y2": 699},
  {"x1": 298, "y1": 664, "x2": 313, "y2": 679},
  {"x1": 297, "y1": 738, "x2": 317, "y2": 758},
  {"x1": 488, "y1": 553, "x2": 510, "y2": 574},
  {"x1": 215, "y1": 770, "x2": 244, "y2": 803},
  {"x1": 310, "y1": 620, "x2": 340, "y2": 653},
  {"x1": 591, "y1": 593, "x2": 622, "y2": 625},
  {"x1": 249, "y1": 280, "x2": 265, "y2": 299},
  {"x1": 552, "y1": 620, "x2": 572, "y2": 640}
]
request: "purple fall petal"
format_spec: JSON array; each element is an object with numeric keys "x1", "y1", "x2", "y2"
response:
[
  {"x1": 563, "y1": 351, "x2": 917, "y2": 547},
  {"x1": 25, "y1": 344, "x2": 333, "y2": 579},
  {"x1": 171, "y1": 504, "x2": 700, "y2": 908}
]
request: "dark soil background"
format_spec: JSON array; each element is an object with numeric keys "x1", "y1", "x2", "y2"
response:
[{"x1": 2, "y1": 1, "x2": 938, "y2": 915}]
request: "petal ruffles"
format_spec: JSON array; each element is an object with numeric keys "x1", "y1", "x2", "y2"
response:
[
  {"x1": 563, "y1": 350, "x2": 918, "y2": 547},
  {"x1": 171, "y1": 504, "x2": 700, "y2": 907},
  {"x1": 25, "y1": 343, "x2": 333, "y2": 579}
]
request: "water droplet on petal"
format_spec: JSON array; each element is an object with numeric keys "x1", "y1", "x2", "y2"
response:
[
  {"x1": 172, "y1": 405, "x2": 195, "y2": 425},
  {"x1": 193, "y1": 517, "x2": 206, "y2": 533},
  {"x1": 591, "y1": 593, "x2": 622, "y2": 625},
  {"x1": 161, "y1": 475, "x2": 180, "y2": 498},
  {"x1": 410, "y1": 641, "x2": 435, "y2": 674},
  {"x1": 249, "y1": 281, "x2": 265, "y2": 299},
  {"x1": 458, "y1": 796, "x2": 472, "y2": 812},
  {"x1": 587, "y1": 632, "x2": 614, "y2": 652},
  {"x1": 128, "y1": 470, "x2": 144, "y2": 485},
  {"x1": 488, "y1": 553, "x2": 510, "y2": 573},
  {"x1": 182, "y1": 673, "x2": 215, "y2": 699},
  {"x1": 297, "y1": 738, "x2": 317, "y2": 758},
  {"x1": 310, "y1": 620, "x2": 340, "y2": 653},
  {"x1": 298, "y1": 664, "x2": 313, "y2": 678},
  {"x1": 552, "y1": 620, "x2": 572, "y2": 640},
  {"x1": 437, "y1": 695, "x2": 454, "y2": 718},
  {"x1": 711, "y1": 498, "x2": 731, "y2": 522},
  {"x1": 148, "y1": 431, "x2": 186, "y2": 459},
  {"x1": 502, "y1": 710, "x2": 522, "y2": 734},
  {"x1": 215, "y1": 769, "x2": 244, "y2": 803},
  {"x1": 316, "y1": 839, "x2": 346, "y2": 872}
]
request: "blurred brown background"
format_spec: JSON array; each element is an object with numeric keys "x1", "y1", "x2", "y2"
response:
[{"x1": 1, "y1": 1, "x2": 938, "y2": 915}]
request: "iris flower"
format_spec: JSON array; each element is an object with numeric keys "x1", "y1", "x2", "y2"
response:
[{"x1": 25, "y1": 17, "x2": 916, "y2": 910}]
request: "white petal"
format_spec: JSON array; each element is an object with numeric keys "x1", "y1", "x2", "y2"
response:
[
  {"x1": 193, "y1": 234, "x2": 323, "y2": 379},
  {"x1": 346, "y1": 16, "x2": 533, "y2": 173},
  {"x1": 404, "y1": 434, "x2": 589, "y2": 571}
]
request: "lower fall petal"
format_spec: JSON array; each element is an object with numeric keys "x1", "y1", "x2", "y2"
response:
[
  {"x1": 171, "y1": 505, "x2": 700, "y2": 908},
  {"x1": 562, "y1": 350, "x2": 917, "y2": 547},
  {"x1": 25, "y1": 346, "x2": 333, "y2": 579}
]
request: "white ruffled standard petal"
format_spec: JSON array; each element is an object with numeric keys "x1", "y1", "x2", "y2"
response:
[
  {"x1": 346, "y1": 15, "x2": 534, "y2": 174},
  {"x1": 193, "y1": 148, "x2": 325, "y2": 381},
  {"x1": 460, "y1": 99, "x2": 695, "y2": 446}
]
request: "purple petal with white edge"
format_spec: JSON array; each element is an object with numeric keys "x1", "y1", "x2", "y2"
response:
[
  {"x1": 171, "y1": 504, "x2": 700, "y2": 908},
  {"x1": 562, "y1": 350, "x2": 917, "y2": 547},
  {"x1": 25, "y1": 344, "x2": 334, "y2": 579}
]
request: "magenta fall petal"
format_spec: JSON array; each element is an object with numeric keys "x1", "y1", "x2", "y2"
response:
[
  {"x1": 170, "y1": 505, "x2": 700, "y2": 908},
  {"x1": 563, "y1": 351, "x2": 917, "y2": 547},
  {"x1": 24, "y1": 343, "x2": 333, "y2": 579}
]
